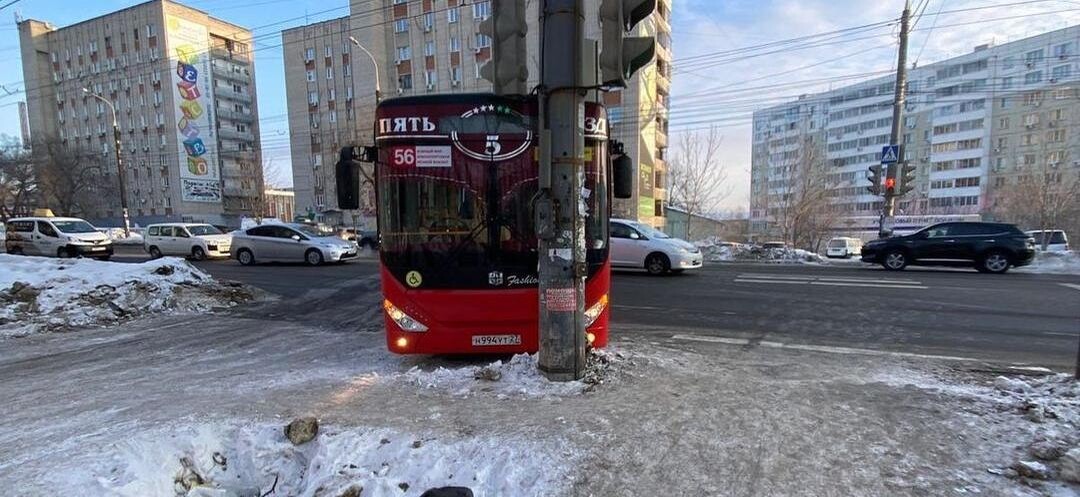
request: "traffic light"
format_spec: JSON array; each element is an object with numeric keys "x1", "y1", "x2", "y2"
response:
[
  {"x1": 478, "y1": 0, "x2": 528, "y2": 95},
  {"x1": 600, "y1": 0, "x2": 657, "y2": 87},
  {"x1": 897, "y1": 163, "x2": 916, "y2": 195},
  {"x1": 866, "y1": 164, "x2": 883, "y2": 195},
  {"x1": 885, "y1": 177, "x2": 896, "y2": 196},
  {"x1": 335, "y1": 146, "x2": 377, "y2": 210}
]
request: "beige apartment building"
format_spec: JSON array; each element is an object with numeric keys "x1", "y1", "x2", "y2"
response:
[
  {"x1": 18, "y1": 0, "x2": 263, "y2": 227},
  {"x1": 283, "y1": 0, "x2": 672, "y2": 228}
]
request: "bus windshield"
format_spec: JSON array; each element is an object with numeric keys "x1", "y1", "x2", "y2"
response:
[{"x1": 378, "y1": 140, "x2": 609, "y2": 289}]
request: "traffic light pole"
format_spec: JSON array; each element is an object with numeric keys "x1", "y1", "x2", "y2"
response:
[
  {"x1": 881, "y1": 0, "x2": 911, "y2": 236},
  {"x1": 537, "y1": 0, "x2": 588, "y2": 381}
]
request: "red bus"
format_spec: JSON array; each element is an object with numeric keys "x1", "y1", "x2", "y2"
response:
[{"x1": 340, "y1": 94, "x2": 622, "y2": 354}]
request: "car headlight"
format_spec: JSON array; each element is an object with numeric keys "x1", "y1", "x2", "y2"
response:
[
  {"x1": 384, "y1": 299, "x2": 428, "y2": 332},
  {"x1": 584, "y1": 294, "x2": 609, "y2": 327}
]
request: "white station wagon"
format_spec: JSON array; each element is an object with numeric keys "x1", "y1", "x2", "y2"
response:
[{"x1": 144, "y1": 223, "x2": 232, "y2": 260}]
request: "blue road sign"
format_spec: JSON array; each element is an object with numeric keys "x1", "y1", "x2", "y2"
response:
[{"x1": 881, "y1": 145, "x2": 900, "y2": 164}]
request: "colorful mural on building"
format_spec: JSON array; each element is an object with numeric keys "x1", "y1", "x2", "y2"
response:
[{"x1": 167, "y1": 15, "x2": 221, "y2": 203}]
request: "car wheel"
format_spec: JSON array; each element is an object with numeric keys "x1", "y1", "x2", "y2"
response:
[
  {"x1": 237, "y1": 248, "x2": 256, "y2": 266},
  {"x1": 882, "y1": 250, "x2": 908, "y2": 271},
  {"x1": 57, "y1": 247, "x2": 72, "y2": 259},
  {"x1": 148, "y1": 246, "x2": 162, "y2": 259},
  {"x1": 305, "y1": 248, "x2": 324, "y2": 266},
  {"x1": 191, "y1": 246, "x2": 207, "y2": 261},
  {"x1": 979, "y1": 250, "x2": 1011, "y2": 274},
  {"x1": 645, "y1": 253, "x2": 671, "y2": 275}
]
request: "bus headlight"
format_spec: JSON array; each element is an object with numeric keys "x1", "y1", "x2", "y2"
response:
[
  {"x1": 383, "y1": 299, "x2": 428, "y2": 332},
  {"x1": 583, "y1": 294, "x2": 609, "y2": 327}
]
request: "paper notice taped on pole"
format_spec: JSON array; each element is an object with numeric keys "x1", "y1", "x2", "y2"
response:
[{"x1": 544, "y1": 287, "x2": 576, "y2": 312}]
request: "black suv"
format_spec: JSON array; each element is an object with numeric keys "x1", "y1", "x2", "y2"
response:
[{"x1": 861, "y1": 222, "x2": 1035, "y2": 274}]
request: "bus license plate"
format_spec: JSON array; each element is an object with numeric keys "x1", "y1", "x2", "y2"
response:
[{"x1": 472, "y1": 334, "x2": 521, "y2": 347}]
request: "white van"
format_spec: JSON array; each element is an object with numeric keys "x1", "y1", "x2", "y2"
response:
[
  {"x1": 826, "y1": 237, "x2": 863, "y2": 258},
  {"x1": 4, "y1": 216, "x2": 113, "y2": 259},
  {"x1": 144, "y1": 223, "x2": 232, "y2": 260}
]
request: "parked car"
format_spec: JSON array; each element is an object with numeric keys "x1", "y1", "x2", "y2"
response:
[
  {"x1": 609, "y1": 218, "x2": 703, "y2": 275},
  {"x1": 4, "y1": 216, "x2": 113, "y2": 259},
  {"x1": 861, "y1": 222, "x2": 1035, "y2": 274},
  {"x1": 144, "y1": 223, "x2": 232, "y2": 260},
  {"x1": 1026, "y1": 230, "x2": 1069, "y2": 253},
  {"x1": 826, "y1": 237, "x2": 863, "y2": 259},
  {"x1": 340, "y1": 227, "x2": 379, "y2": 249},
  {"x1": 230, "y1": 223, "x2": 359, "y2": 266}
]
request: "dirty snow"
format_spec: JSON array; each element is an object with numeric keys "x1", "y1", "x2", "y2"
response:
[
  {"x1": 1016, "y1": 251, "x2": 1080, "y2": 275},
  {"x1": 0, "y1": 254, "x2": 256, "y2": 337},
  {"x1": 100, "y1": 227, "x2": 145, "y2": 246},
  {"x1": 83, "y1": 422, "x2": 577, "y2": 497}
]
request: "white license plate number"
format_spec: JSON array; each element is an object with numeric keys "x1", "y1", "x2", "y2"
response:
[
  {"x1": 90, "y1": 246, "x2": 106, "y2": 251},
  {"x1": 472, "y1": 334, "x2": 522, "y2": 347}
]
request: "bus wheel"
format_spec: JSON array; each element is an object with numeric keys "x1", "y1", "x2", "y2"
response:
[{"x1": 645, "y1": 253, "x2": 670, "y2": 275}]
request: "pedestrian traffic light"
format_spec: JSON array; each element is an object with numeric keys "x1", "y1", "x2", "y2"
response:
[
  {"x1": 885, "y1": 177, "x2": 896, "y2": 196},
  {"x1": 897, "y1": 163, "x2": 917, "y2": 196},
  {"x1": 478, "y1": 0, "x2": 528, "y2": 95},
  {"x1": 600, "y1": 0, "x2": 657, "y2": 87},
  {"x1": 866, "y1": 164, "x2": 883, "y2": 195}
]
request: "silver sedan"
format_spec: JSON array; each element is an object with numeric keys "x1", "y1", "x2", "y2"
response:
[{"x1": 230, "y1": 223, "x2": 359, "y2": 266}]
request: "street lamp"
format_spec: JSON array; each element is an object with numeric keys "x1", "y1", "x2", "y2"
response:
[
  {"x1": 82, "y1": 87, "x2": 131, "y2": 237},
  {"x1": 348, "y1": 36, "x2": 382, "y2": 103}
]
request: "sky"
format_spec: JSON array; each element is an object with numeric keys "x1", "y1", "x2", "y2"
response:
[{"x1": 1, "y1": 0, "x2": 1079, "y2": 214}]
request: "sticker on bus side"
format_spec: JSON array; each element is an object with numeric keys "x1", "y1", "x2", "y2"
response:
[{"x1": 392, "y1": 146, "x2": 452, "y2": 168}]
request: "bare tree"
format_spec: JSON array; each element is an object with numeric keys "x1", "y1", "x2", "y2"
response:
[
  {"x1": 262, "y1": 157, "x2": 288, "y2": 190},
  {"x1": 772, "y1": 136, "x2": 834, "y2": 252},
  {"x1": 35, "y1": 138, "x2": 115, "y2": 218},
  {"x1": 667, "y1": 126, "x2": 731, "y2": 240},
  {"x1": 0, "y1": 135, "x2": 36, "y2": 220},
  {"x1": 993, "y1": 163, "x2": 1080, "y2": 249}
]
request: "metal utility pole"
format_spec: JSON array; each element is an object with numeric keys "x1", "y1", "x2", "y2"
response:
[
  {"x1": 881, "y1": 0, "x2": 911, "y2": 237},
  {"x1": 84, "y1": 88, "x2": 131, "y2": 237},
  {"x1": 536, "y1": 0, "x2": 587, "y2": 381}
]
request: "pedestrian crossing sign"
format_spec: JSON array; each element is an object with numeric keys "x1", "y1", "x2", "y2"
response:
[{"x1": 881, "y1": 145, "x2": 900, "y2": 164}]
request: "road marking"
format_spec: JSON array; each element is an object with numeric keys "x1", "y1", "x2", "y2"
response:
[
  {"x1": 809, "y1": 281, "x2": 928, "y2": 290},
  {"x1": 670, "y1": 334, "x2": 981, "y2": 362},
  {"x1": 613, "y1": 304, "x2": 669, "y2": 311},
  {"x1": 733, "y1": 278, "x2": 807, "y2": 285},
  {"x1": 1059, "y1": 283, "x2": 1080, "y2": 292}
]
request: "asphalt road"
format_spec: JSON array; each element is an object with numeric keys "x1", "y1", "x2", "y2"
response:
[{"x1": 110, "y1": 246, "x2": 1080, "y2": 369}]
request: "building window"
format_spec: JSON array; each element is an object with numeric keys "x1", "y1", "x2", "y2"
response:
[
  {"x1": 473, "y1": 1, "x2": 491, "y2": 19},
  {"x1": 308, "y1": 90, "x2": 319, "y2": 105},
  {"x1": 1024, "y1": 49, "x2": 1044, "y2": 66},
  {"x1": 450, "y1": 66, "x2": 462, "y2": 82},
  {"x1": 328, "y1": 88, "x2": 336, "y2": 101},
  {"x1": 448, "y1": 7, "x2": 459, "y2": 23},
  {"x1": 1001, "y1": 76, "x2": 1012, "y2": 90},
  {"x1": 425, "y1": 69, "x2": 437, "y2": 86},
  {"x1": 397, "y1": 45, "x2": 411, "y2": 61},
  {"x1": 324, "y1": 45, "x2": 332, "y2": 57},
  {"x1": 305, "y1": 47, "x2": 315, "y2": 61},
  {"x1": 424, "y1": 41, "x2": 435, "y2": 57},
  {"x1": 326, "y1": 67, "x2": 334, "y2": 79},
  {"x1": 475, "y1": 33, "x2": 491, "y2": 48},
  {"x1": 398, "y1": 74, "x2": 413, "y2": 90},
  {"x1": 1024, "y1": 71, "x2": 1042, "y2": 85},
  {"x1": 998, "y1": 117, "x2": 1009, "y2": 129},
  {"x1": 306, "y1": 69, "x2": 316, "y2": 82},
  {"x1": 449, "y1": 36, "x2": 461, "y2": 52},
  {"x1": 423, "y1": 12, "x2": 434, "y2": 30},
  {"x1": 1054, "y1": 42, "x2": 1073, "y2": 58},
  {"x1": 328, "y1": 110, "x2": 337, "y2": 123},
  {"x1": 343, "y1": 63, "x2": 351, "y2": 76},
  {"x1": 394, "y1": 19, "x2": 409, "y2": 33},
  {"x1": 1051, "y1": 65, "x2": 1070, "y2": 81},
  {"x1": 1002, "y1": 56, "x2": 1015, "y2": 70}
]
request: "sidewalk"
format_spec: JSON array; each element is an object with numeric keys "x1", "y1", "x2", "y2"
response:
[{"x1": 1, "y1": 316, "x2": 1077, "y2": 496}]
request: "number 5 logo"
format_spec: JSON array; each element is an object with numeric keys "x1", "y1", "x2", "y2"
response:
[
  {"x1": 484, "y1": 135, "x2": 501, "y2": 155},
  {"x1": 393, "y1": 147, "x2": 415, "y2": 166}
]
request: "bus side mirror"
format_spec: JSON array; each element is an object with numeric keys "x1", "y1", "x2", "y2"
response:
[
  {"x1": 613, "y1": 154, "x2": 633, "y2": 199},
  {"x1": 335, "y1": 146, "x2": 375, "y2": 210}
]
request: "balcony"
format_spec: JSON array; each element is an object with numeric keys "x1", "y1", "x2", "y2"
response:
[
  {"x1": 219, "y1": 148, "x2": 256, "y2": 160},
  {"x1": 216, "y1": 108, "x2": 255, "y2": 123},
  {"x1": 214, "y1": 87, "x2": 252, "y2": 103},
  {"x1": 656, "y1": 70, "x2": 670, "y2": 95},
  {"x1": 211, "y1": 63, "x2": 250, "y2": 82},
  {"x1": 653, "y1": 187, "x2": 667, "y2": 202},
  {"x1": 218, "y1": 127, "x2": 255, "y2": 142},
  {"x1": 211, "y1": 47, "x2": 250, "y2": 65},
  {"x1": 655, "y1": 128, "x2": 668, "y2": 149}
]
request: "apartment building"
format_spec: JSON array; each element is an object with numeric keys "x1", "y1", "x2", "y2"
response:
[
  {"x1": 18, "y1": 0, "x2": 263, "y2": 227},
  {"x1": 284, "y1": 0, "x2": 672, "y2": 228},
  {"x1": 750, "y1": 25, "x2": 1080, "y2": 238}
]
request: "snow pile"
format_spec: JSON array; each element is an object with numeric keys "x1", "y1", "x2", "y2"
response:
[
  {"x1": 101, "y1": 227, "x2": 145, "y2": 245},
  {"x1": 1017, "y1": 251, "x2": 1080, "y2": 275},
  {"x1": 0, "y1": 254, "x2": 256, "y2": 337},
  {"x1": 91, "y1": 422, "x2": 578, "y2": 497},
  {"x1": 397, "y1": 350, "x2": 625, "y2": 398}
]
